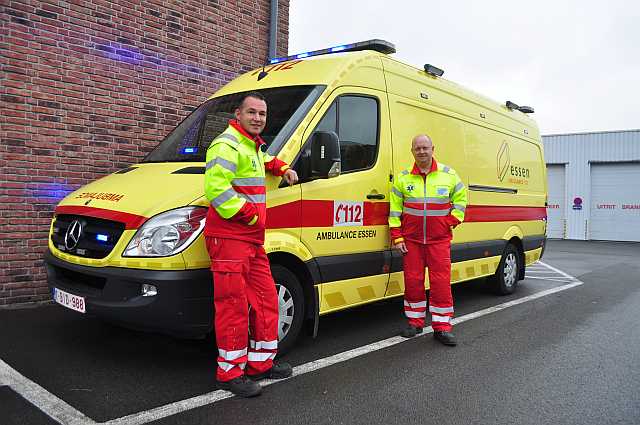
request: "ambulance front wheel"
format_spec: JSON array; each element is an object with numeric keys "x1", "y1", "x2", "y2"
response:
[
  {"x1": 271, "y1": 264, "x2": 305, "y2": 355},
  {"x1": 489, "y1": 243, "x2": 521, "y2": 295}
]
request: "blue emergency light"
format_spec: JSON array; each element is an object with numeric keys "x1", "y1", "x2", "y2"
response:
[
  {"x1": 180, "y1": 147, "x2": 198, "y2": 155},
  {"x1": 96, "y1": 234, "x2": 109, "y2": 242},
  {"x1": 269, "y1": 39, "x2": 396, "y2": 64}
]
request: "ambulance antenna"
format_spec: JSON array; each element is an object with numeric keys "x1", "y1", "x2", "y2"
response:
[{"x1": 257, "y1": 63, "x2": 268, "y2": 81}]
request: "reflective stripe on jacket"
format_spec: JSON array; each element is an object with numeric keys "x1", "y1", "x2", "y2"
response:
[
  {"x1": 389, "y1": 158, "x2": 467, "y2": 244},
  {"x1": 204, "y1": 120, "x2": 289, "y2": 244}
]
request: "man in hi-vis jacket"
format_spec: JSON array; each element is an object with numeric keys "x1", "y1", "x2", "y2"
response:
[
  {"x1": 204, "y1": 92, "x2": 298, "y2": 397},
  {"x1": 389, "y1": 134, "x2": 467, "y2": 346}
]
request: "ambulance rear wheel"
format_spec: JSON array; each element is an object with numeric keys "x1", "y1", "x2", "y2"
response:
[
  {"x1": 271, "y1": 264, "x2": 305, "y2": 355},
  {"x1": 489, "y1": 243, "x2": 521, "y2": 295}
]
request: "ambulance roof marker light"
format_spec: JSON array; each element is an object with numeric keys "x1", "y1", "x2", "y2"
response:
[
  {"x1": 518, "y1": 105, "x2": 535, "y2": 114},
  {"x1": 506, "y1": 100, "x2": 535, "y2": 114},
  {"x1": 268, "y1": 39, "x2": 396, "y2": 64},
  {"x1": 506, "y1": 100, "x2": 519, "y2": 110},
  {"x1": 424, "y1": 64, "x2": 444, "y2": 77}
]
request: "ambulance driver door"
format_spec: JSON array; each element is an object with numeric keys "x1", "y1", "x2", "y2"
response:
[{"x1": 293, "y1": 88, "x2": 392, "y2": 313}]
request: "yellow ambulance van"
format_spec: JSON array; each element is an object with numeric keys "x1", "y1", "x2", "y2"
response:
[{"x1": 45, "y1": 40, "x2": 547, "y2": 352}]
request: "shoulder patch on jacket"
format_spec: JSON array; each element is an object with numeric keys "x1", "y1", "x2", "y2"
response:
[
  {"x1": 439, "y1": 163, "x2": 456, "y2": 175},
  {"x1": 208, "y1": 133, "x2": 240, "y2": 150}
]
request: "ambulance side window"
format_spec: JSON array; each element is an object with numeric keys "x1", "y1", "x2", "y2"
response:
[
  {"x1": 294, "y1": 95, "x2": 379, "y2": 182},
  {"x1": 315, "y1": 102, "x2": 337, "y2": 133}
]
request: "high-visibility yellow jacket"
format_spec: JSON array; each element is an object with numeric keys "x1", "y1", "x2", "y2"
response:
[
  {"x1": 204, "y1": 120, "x2": 289, "y2": 244},
  {"x1": 389, "y1": 159, "x2": 467, "y2": 245}
]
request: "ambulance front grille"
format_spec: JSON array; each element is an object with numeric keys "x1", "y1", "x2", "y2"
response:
[{"x1": 51, "y1": 215, "x2": 125, "y2": 259}]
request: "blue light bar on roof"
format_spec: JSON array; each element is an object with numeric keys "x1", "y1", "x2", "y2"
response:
[{"x1": 269, "y1": 39, "x2": 396, "y2": 65}]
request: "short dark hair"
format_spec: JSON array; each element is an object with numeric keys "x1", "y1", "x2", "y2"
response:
[{"x1": 237, "y1": 91, "x2": 266, "y2": 109}]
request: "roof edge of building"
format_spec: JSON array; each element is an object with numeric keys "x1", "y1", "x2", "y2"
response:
[{"x1": 542, "y1": 128, "x2": 640, "y2": 138}]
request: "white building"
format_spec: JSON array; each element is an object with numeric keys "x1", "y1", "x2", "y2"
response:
[{"x1": 543, "y1": 129, "x2": 640, "y2": 241}]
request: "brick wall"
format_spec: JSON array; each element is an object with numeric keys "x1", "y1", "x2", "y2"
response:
[{"x1": 0, "y1": 0, "x2": 290, "y2": 306}]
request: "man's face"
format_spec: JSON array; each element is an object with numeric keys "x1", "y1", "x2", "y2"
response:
[
  {"x1": 411, "y1": 136, "x2": 434, "y2": 164},
  {"x1": 235, "y1": 96, "x2": 267, "y2": 137}
]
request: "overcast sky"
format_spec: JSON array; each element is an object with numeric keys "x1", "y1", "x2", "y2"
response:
[{"x1": 288, "y1": 0, "x2": 640, "y2": 135}]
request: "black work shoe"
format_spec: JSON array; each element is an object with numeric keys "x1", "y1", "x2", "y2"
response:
[
  {"x1": 217, "y1": 376, "x2": 262, "y2": 398},
  {"x1": 434, "y1": 331, "x2": 457, "y2": 346},
  {"x1": 248, "y1": 361, "x2": 293, "y2": 381},
  {"x1": 401, "y1": 326, "x2": 424, "y2": 338}
]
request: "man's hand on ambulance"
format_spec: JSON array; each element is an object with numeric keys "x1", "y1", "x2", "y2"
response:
[
  {"x1": 283, "y1": 168, "x2": 298, "y2": 186},
  {"x1": 393, "y1": 241, "x2": 408, "y2": 254}
]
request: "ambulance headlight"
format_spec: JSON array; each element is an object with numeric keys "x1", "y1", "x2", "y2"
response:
[{"x1": 123, "y1": 207, "x2": 207, "y2": 257}]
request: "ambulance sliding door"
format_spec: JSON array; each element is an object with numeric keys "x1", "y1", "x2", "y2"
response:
[{"x1": 294, "y1": 87, "x2": 392, "y2": 314}]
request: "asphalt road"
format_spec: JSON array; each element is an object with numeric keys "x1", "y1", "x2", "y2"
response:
[{"x1": 1, "y1": 240, "x2": 639, "y2": 425}]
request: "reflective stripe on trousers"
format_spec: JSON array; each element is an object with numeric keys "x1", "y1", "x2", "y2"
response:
[
  {"x1": 402, "y1": 240, "x2": 454, "y2": 331},
  {"x1": 206, "y1": 237, "x2": 279, "y2": 382}
]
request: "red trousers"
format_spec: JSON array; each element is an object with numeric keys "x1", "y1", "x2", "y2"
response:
[
  {"x1": 402, "y1": 240, "x2": 454, "y2": 332},
  {"x1": 205, "y1": 237, "x2": 279, "y2": 382}
]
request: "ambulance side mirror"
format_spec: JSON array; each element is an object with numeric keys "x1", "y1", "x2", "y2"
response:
[{"x1": 310, "y1": 131, "x2": 341, "y2": 179}]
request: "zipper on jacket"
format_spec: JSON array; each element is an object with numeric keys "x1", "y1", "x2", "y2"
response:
[{"x1": 422, "y1": 174, "x2": 427, "y2": 244}]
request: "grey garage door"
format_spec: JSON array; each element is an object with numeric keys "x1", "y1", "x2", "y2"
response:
[{"x1": 590, "y1": 163, "x2": 640, "y2": 242}]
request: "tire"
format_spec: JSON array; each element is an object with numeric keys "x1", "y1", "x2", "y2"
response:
[
  {"x1": 270, "y1": 264, "x2": 305, "y2": 355},
  {"x1": 489, "y1": 243, "x2": 521, "y2": 295}
]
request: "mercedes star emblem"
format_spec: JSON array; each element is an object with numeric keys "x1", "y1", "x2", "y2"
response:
[{"x1": 64, "y1": 220, "x2": 83, "y2": 250}]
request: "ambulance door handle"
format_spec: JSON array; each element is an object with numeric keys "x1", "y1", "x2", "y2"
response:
[{"x1": 367, "y1": 192, "x2": 385, "y2": 200}]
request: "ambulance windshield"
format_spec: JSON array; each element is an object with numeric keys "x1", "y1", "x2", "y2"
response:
[{"x1": 143, "y1": 85, "x2": 325, "y2": 163}]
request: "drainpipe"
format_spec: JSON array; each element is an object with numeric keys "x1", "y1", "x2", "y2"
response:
[{"x1": 268, "y1": 0, "x2": 278, "y2": 60}]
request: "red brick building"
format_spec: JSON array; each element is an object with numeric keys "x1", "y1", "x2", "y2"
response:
[{"x1": 0, "y1": 0, "x2": 290, "y2": 306}]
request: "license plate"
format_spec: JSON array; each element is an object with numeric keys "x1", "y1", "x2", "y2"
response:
[{"x1": 53, "y1": 288, "x2": 86, "y2": 313}]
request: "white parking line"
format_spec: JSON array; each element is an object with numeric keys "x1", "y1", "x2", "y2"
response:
[
  {"x1": 1, "y1": 262, "x2": 583, "y2": 425},
  {"x1": 526, "y1": 261, "x2": 578, "y2": 280},
  {"x1": 0, "y1": 359, "x2": 95, "y2": 425},
  {"x1": 526, "y1": 276, "x2": 575, "y2": 283},
  {"x1": 103, "y1": 392, "x2": 234, "y2": 425},
  {"x1": 533, "y1": 261, "x2": 578, "y2": 279}
]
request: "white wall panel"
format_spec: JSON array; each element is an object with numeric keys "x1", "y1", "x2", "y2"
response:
[{"x1": 546, "y1": 165, "x2": 566, "y2": 238}]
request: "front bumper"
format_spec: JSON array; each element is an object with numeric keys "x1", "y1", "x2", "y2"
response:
[{"x1": 44, "y1": 250, "x2": 213, "y2": 338}]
